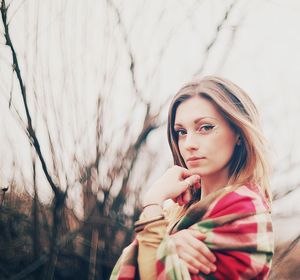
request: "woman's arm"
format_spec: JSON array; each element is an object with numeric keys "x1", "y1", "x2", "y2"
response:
[
  {"x1": 135, "y1": 166, "x2": 216, "y2": 278},
  {"x1": 136, "y1": 219, "x2": 168, "y2": 279},
  {"x1": 136, "y1": 216, "x2": 216, "y2": 279}
]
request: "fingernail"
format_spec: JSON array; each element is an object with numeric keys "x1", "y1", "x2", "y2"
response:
[
  {"x1": 204, "y1": 268, "x2": 211, "y2": 275},
  {"x1": 210, "y1": 264, "x2": 217, "y2": 271}
]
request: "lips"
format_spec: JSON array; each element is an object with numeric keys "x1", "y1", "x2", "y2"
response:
[{"x1": 187, "y1": 156, "x2": 205, "y2": 162}]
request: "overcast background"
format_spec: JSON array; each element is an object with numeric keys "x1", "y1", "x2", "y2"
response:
[{"x1": 1, "y1": 0, "x2": 300, "y2": 254}]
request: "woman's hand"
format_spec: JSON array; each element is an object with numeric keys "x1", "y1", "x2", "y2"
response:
[
  {"x1": 170, "y1": 229, "x2": 217, "y2": 275},
  {"x1": 143, "y1": 165, "x2": 201, "y2": 206}
]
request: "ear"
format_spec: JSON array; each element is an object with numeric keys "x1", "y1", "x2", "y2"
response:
[{"x1": 236, "y1": 135, "x2": 241, "y2": 146}]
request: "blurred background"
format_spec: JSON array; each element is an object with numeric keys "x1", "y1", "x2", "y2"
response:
[{"x1": 1, "y1": 0, "x2": 300, "y2": 279}]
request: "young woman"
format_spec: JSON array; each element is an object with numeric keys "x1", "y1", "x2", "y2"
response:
[{"x1": 110, "y1": 76, "x2": 274, "y2": 279}]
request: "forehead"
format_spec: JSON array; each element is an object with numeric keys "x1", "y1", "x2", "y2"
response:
[{"x1": 174, "y1": 96, "x2": 222, "y2": 125}]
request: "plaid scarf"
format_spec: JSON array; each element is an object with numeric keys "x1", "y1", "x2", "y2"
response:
[{"x1": 110, "y1": 184, "x2": 274, "y2": 280}]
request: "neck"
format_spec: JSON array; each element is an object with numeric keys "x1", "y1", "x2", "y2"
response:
[{"x1": 200, "y1": 168, "x2": 230, "y2": 199}]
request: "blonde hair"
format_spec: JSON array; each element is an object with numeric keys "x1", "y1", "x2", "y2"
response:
[{"x1": 167, "y1": 75, "x2": 272, "y2": 204}]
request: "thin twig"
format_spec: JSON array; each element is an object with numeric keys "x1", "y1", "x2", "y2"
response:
[{"x1": 1, "y1": 0, "x2": 61, "y2": 197}]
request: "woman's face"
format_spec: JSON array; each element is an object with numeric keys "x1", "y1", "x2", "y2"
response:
[{"x1": 174, "y1": 96, "x2": 239, "y2": 179}]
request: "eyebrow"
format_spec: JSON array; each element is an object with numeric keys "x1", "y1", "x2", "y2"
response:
[{"x1": 174, "y1": 116, "x2": 217, "y2": 127}]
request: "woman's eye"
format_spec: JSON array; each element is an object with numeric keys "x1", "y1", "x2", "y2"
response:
[
  {"x1": 175, "y1": 129, "x2": 186, "y2": 136},
  {"x1": 199, "y1": 124, "x2": 215, "y2": 132}
]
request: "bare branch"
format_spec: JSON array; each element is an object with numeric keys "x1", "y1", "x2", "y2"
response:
[
  {"x1": 272, "y1": 233, "x2": 300, "y2": 268},
  {"x1": 195, "y1": 0, "x2": 239, "y2": 75},
  {"x1": 107, "y1": 0, "x2": 147, "y2": 105},
  {"x1": 1, "y1": 0, "x2": 61, "y2": 197},
  {"x1": 272, "y1": 182, "x2": 300, "y2": 202},
  {"x1": 7, "y1": 0, "x2": 29, "y2": 24}
]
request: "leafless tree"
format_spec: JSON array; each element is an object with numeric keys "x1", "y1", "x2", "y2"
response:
[{"x1": 1, "y1": 1, "x2": 300, "y2": 279}]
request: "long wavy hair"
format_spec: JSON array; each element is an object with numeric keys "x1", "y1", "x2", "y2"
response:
[{"x1": 167, "y1": 76, "x2": 272, "y2": 205}]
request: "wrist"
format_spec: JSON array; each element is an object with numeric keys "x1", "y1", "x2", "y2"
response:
[
  {"x1": 142, "y1": 188, "x2": 165, "y2": 206},
  {"x1": 142, "y1": 202, "x2": 162, "y2": 209},
  {"x1": 142, "y1": 192, "x2": 164, "y2": 206},
  {"x1": 141, "y1": 203, "x2": 163, "y2": 219}
]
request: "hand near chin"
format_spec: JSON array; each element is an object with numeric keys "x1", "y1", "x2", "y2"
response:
[
  {"x1": 174, "y1": 179, "x2": 201, "y2": 206},
  {"x1": 143, "y1": 165, "x2": 201, "y2": 206}
]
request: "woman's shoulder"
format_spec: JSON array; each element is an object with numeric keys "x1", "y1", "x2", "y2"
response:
[
  {"x1": 204, "y1": 183, "x2": 270, "y2": 219},
  {"x1": 234, "y1": 182, "x2": 271, "y2": 212}
]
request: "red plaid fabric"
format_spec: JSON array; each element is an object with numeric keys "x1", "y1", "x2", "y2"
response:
[{"x1": 110, "y1": 183, "x2": 274, "y2": 279}]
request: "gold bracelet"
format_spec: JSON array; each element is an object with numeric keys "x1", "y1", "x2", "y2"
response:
[{"x1": 142, "y1": 203, "x2": 163, "y2": 210}]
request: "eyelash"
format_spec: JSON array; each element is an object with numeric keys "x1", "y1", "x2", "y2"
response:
[{"x1": 175, "y1": 124, "x2": 215, "y2": 136}]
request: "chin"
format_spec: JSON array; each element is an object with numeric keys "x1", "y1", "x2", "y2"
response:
[
  {"x1": 188, "y1": 167, "x2": 204, "y2": 176},
  {"x1": 189, "y1": 166, "x2": 215, "y2": 177}
]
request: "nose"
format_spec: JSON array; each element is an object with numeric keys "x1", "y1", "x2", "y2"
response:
[{"x1": 183, "y1": 132, "x2": 199, "y2": 151}]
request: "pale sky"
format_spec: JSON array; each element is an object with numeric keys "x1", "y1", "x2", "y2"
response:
[{"x1": 1, "y1": 0, "x2": 300, "y2": 242}]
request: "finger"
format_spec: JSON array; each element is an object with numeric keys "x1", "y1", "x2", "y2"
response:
[
  {"x1": 190, "y1": 174, "x2": 201, "y2": 185},
  {"x1": 177, "y1": 194, "x2": 184, "y2": 206},
  {"x1": 187, "y1": 233, "x2": 216, "y2": 263},
  {"x1": 181, "y1": 259, "x2": 199, "y2": 275},
  {"x1": 182, "y1": 175, "x2": 200, "y2": 190},
  {"x1": 179, "y1": 239, "x2": 217, "y2": 273},
  {"x1": 180, "y1": 168, "x2": 193, "y2": 179},
  {"x1": 183, "y1": 236, "x2": 215, "y2": 266},
  {"x1": 188, "y1": 229, "x2": 206, "y2": 240},
  {"x1": 181, "y1": 252, "x2": 211, "y2": 275},
  {"x1": 182, "y1": 189, "x2": 192, "y2": 204},
  {"x1": 193, "y1": 253, "x2": 217, "y2": 272},
  {"x1": 197, "y1": 262, "x2": 212, "y2": 275},
  {"x1": 194, "y1": 180, "x2": 201, "y2": 189},
  {"x1": 172, "y1": 197, "x2": 177, "y2": 203},
  {"x1": 185, "y1": 249, "x2": 216, "y2": 274},
  {"x1": 181, "y1": 251, "x2": 203, "y2": 271},
  {"x1": 182, "y1": 230, "x2": 216, "y2": 263}
]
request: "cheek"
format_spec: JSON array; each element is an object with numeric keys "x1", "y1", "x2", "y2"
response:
[
  {"x1": 210, "y1": 133, "x2": 236, "y2": 160},
  {"x1": 178, "y1": 141, "x2": 185, "y2": 157}
]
